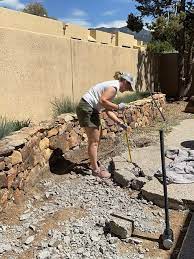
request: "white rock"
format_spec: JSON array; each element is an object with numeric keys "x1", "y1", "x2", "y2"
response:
[
  {"x1": 20, "y1": 213, "x2": 31, "y2": 221},
  {"x1": 25, "y1": 235, "x2": 35, "y2": 245},
  {"x1": 37, "y1": 250, "x2": 51, "y2": 259}
]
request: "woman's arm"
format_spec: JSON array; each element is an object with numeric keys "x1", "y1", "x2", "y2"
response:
[
  {"x1": 100, "y1": 87, "x2": 119, "y2": 110},
  {"x1": 106, "y1": 110, "x2": 128, "y2": 130},
  {"x1": 106, "y1": 110, "x2": 122, "y2": 124}
]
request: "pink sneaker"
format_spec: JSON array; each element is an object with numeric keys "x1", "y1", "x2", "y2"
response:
[
  {"x1": 92, "y1": 168, "x2": 111, "y2": 179},
  {"x1": 97, "y1": 161, "x2": 106, "y2": 170}
]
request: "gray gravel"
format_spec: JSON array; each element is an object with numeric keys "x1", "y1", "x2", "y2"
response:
[{"x1": 0, "y1": 169, "x2": 167, "y2": 259}]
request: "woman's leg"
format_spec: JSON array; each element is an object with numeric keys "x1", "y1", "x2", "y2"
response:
[{"x1": 84, "y1": 127, "x2": 100, "y2": 171}]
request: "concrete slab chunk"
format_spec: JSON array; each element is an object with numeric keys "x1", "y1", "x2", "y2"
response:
[
  {"x1": 142, "y1": 178, "x2": 194, "y2": 210},
  {"x1": 131, "y1": 177, "x2": 147, "y2": 191},
  {"x1": 112, "y1": 156, "x2": 137, "y2": 187},
  {"x1": 106, "y1": 217, "x2": 133, "y2": 239},
  {"x1": 114, "y1": 170, "x2": 135, "y2": 187}
]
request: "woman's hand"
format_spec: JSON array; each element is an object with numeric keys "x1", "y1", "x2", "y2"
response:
[
  {"x1": 118, "y1": 102, "x2": 126, "y2": 110},
  {"x1": 118, "y1": 122, "x2": 128, "y2": 130}
]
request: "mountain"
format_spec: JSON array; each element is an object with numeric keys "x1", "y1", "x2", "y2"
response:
[{"x1": 93, "y1": 26, "x2": 152, "y2": 43}]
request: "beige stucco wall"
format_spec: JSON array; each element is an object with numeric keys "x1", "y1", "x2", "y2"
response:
[
  {"x1": 0, "y1": 26, "x2": 152, "y2": 122},
  {"x1": 116, "y1": 32, "x2": 137, "y2": 48},
  {"x1": 0, "y1": 7, "x2": 64, "y2": 36},
  {"x1": 90, "y1": 30, "x2": 114, "y2": 45},
  {"x1": 63, "y1": 23, "x2": 88, "y2": 41},
  {"x1": 0, "y1": 27, "x2": 72, "y2": 122},
  {"x1": 0, "y1": 7, "x2": 152, "y2": 123},
  {"x1": 0, "y1": 7, "x2": 145, "y2": 48},
  {"x1": 71, "y1": 40, "x2": 141, "y2": 100}
]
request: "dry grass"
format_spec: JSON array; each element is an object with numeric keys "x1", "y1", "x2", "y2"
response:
[{"x1": 130, "y1": 101, "x2": 194, "y2": 148}]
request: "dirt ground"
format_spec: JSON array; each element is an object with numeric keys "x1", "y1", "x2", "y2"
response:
[
  {"x1": 0, "y1": 172, "x2": 190, "y2": 259},
  {"x1": 0, "y1": 101, "x2": 193, "y2": 259},
  {"x1": 130, "y1": 101, "x2": 193, "y2": 148}
]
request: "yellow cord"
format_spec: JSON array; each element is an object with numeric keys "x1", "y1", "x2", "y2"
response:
[{"x1": 123, "y1": 112, "x2": 132, "y2": 163}]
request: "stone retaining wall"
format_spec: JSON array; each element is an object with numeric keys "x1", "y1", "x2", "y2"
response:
[{"x1": 0, "y1": 94, "x2": 165, "y2": 208}]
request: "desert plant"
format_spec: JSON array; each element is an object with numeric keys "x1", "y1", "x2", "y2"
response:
[
  {"x1": 113, "y1": 91, "x2": 150, "y2": 104},
  {"x1": 0, "y1": 116, "x2": 31, "y2": 139},
  {"x1": 51, "y1": 97, "x2": 78, "y2": 117}
]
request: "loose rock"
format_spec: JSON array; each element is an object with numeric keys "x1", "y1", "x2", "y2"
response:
[{"x1": 106, "y1": 217, "x2": 134, "y2": 239}]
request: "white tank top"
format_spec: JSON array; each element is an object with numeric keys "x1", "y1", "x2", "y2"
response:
[{"x1": 82, "y1": 80, "x2": 120, "y2": 111}]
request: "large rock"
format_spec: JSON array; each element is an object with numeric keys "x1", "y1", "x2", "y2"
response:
[
  {"x1": 42, "y1": 148, "x2": 52, "y2": 161},
  {"x1": 39, "y1": 120, "x2": 55, "y2": 131},
  {"x1": 9, "y1": 150, "x2": 22, "y2": 166},
  {"x1": 4, "y1": 134, "x2": 30, "y2": 148},
  {"x1": 106, "y1": 118, "x2": 115, "y2": 127},
  {"x1": 39, "y1": 137, "x2": 49, "y2": 151},
  {"x1": 20, "y1": 135, "x2": 40, "y2": 161},
  {"x1": 19, "y1": 126, "x2": 41, "y2": 137},
  {"x1": 0, "y1": 189, "x2": 8, "y2": 206},
  {"x1": 24, "y1": 164, "x2": 43, "y2": 189},
  {"x1": 68, "y1": 130, "x2": 80, "y2": 148},
  {"x1": 7, "y1": 167, "x2": 17, "y2": 189},
  {"x1": 22, "y1": 146, "x2": 44, "y2": 170},
  {"x1": 47, "y1": 128, "x2": 58, "y2": 138},
  {"x1": 0, "y1": 161, "x2": 5, "y2": 171},
  {"x1": 0, "y1": 172, "x2": 7, "y2": 188},
  {"x1": 56, "y1": 113, "x2": 74, "y2": 123},
  {"x1": 58, "y1": 124, "x2": 67, "y2": 135},
  {"x1": 49, "y1": 134, "x2": 70, "y2": 152},
  {"x1": 0, "y1": 141, "x2": 14, "y2": 156},
  {"x1": 106, "y1": 217, "x2": 134, "y2": 239}
]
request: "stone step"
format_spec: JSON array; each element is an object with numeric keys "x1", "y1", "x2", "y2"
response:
[{"x1": 178, "y1": 213, "x2": 194, "y2": 259}]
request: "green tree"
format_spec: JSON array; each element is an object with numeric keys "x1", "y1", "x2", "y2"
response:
[
  {"x1": 23, "y1": 1, "x2": 48, "y2": 17},
  {"x1": 127, "y1": 13, "x2": 143, "y2": 32},
  {"x1": 127, "y1": 0, "x2": 194, "y2": 99}
]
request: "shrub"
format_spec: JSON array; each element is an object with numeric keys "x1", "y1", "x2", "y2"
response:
[
  {"x1": 113, "y1": 91, "x2": 150, "y2": 104},
  {"x1": 51, "y1": 97, "x2": 78, "y2": 117},
  {"x1": 147, "y1": 40, "x2": 174, "y2": 53},
  {"x1": 0, "y1": 116, "x2": 31, "y2": 139}
]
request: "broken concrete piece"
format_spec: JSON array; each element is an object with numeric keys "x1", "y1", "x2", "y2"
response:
[
  {"x1": 112, "y1": 157, "x2": 145, "y2": 187},
  {"x1": 112, "y1": 156, "x2": 134, "y2": 171},
  {"x1": 112, "y1": 156, "x2": 136, "y2": 187},
  {"x1": 142, "y1": 178, "x2": 184, "y2": 210},
  {"x1": 131, "y1": 177, "x2": 147, "y2": 191},
  {"x1": 106, "y1": 217, "x2": 133, "y2": 239},
  {"x1": 114, "y1": 170, "x2": 135, "y2": 187}
]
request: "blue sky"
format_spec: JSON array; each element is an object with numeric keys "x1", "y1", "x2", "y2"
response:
[{"x1": 0, "y1": 0, "x2": 140, "y2": 28}]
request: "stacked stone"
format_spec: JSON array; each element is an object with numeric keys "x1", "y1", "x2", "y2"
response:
[
  {"x1": 101, "y1": 93, "x2": 165, "y2": 134},
  {"x1": 0, "y1": 94, "x2": 165, "y2": 209}
]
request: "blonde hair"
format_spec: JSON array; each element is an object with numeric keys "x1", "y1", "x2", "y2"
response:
[{"x1": 113, "y1": 71, "x2": 123, "y2": 81}]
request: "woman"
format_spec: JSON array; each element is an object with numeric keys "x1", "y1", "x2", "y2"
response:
[{"x1": 76, "y1": 72, "x2": 135, "y2": 178}]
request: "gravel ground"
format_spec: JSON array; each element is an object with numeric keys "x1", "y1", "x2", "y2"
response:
[
  {"x1": 0, "y1": 173, "x2": 169, "y2": 259},
  {"x1": 0, "y1": 170, "x2": 188, "y2": 259},
  {"x1": 0, "y1": 101, "x2": 191, "y2": 259}
]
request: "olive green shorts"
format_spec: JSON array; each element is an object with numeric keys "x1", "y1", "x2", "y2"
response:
[{"x1": 76, "y1": 98, "x2": 100, "y2": 128}]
